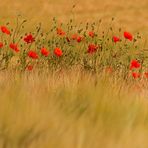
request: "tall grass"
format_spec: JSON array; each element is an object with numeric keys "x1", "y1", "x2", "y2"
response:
[{"x1": 0, "y1": 70, "x2": 147, "y2": 148}]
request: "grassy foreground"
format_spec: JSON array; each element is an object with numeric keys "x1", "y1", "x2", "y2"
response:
[{"x1": 0, "y1": 70, "x2": 147, "y2": 148}]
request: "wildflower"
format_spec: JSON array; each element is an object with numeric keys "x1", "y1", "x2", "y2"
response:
[
  {"x1": 54, "y1": 48, "x2": 63, "y2": 57},
  {"x1": 88, "y1": 31, "x2": 95, "y2": 38},
  {"x1": 0, "y1": 42, "x2": 3, "y2": 48},
  {"x1": 71, "y1": 34, "x2": 78, "y2": 40},
  {"x1": 130, "y1": 60, "x2": 141, "y2": 70},
  {"x1": 132, "y1": 72, "x2": 140, "y2": 79},
  {"x1": 27, "y1": 65, "x2": 33, "y2": 71},
  {"x1": 77, "y1": 36, "x2": 83, "y2": 43},
  {"x1": 41, "y1": 47, "x2": 50, "y2": 57},
  {"x1": 57, "y1": 28, "x2": 65, "y2": 36},
  {"x1": 105, "y1": 67, "x2": 113, "y2": 73},
  {"x1": 28, "y1": 51, "x2": 38, "y2": 59},
  {"x1": 1, "y1": 26, "x2": 10, "y2": 35},
  {"x1": 112, "y1": 36, "x2": 120, "y2": 43},
  {"x1": 9, "y1": 43, "x2": 19, "y2": 52},
  {"x1": 144, "y1": 72, "x2": 148, "y2": 78},
  {"x1": 124, "y1": 31, "x2": 133, "y2": 41},
  {"x1": 88, "y1": 44, "x2": 98, "y2": 53},
  {"x1": 24, "y1": 34, "x2": 35, "y2": 44}
]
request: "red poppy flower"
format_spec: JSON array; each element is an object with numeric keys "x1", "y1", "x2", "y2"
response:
[
  {"x1": 24, "y1": 34, "x2": 35, "y2": 44},
  {"x1": 57, "y1": 28, "x2": 65, "y2": 36},
  {"x1": 124, "y1": 32, "x2": 133, "y2": 41},
  {"x1": 144, "y1": 72, "x2": 148, "y2": 78},
  {"x1": 71, "y1": 34, "x2": 78, "y2": 40},
  {"x1": 9, "y1": 43, "x2": 19, "y2": 52},
  {"x1": 88, "y1": 44, "x2": 98, "y2": 53},
  {"x1": 28, "y1": 51, "x2": 38, "y2": 59},
  {"x1": 132, "y1": 72, "x2": 140, "y2": 79},
  {"x1": 54, "y1": 48, "x2": 63, "y2": 57},
  {"x1": 77, "y1": 36, "x2": 83, "y2": 43},
  {"x1": 1, "y1": 26, "x2": 10, "y2": 35},
  {"x1": 112, "y1": 36, "x2": 120, "y2": 43},
  {"x1": 0, "y1": 42, "x2": 3, "y2": 48},
  {"x1": 41, "y1": 47, "x2": 50, "y2": 57},
  {"x1": 88, "y1": 31, "x2": 95, "y2": 38},
  {"x1": 130, "y1": 60, "x2": 141, "y2": 70},
  {"x1": 105, "y1": 67, "x2": 113, "y2": 73},
  {"x1": 27, "y1": 65, "x2": 33, "y2": 71}
]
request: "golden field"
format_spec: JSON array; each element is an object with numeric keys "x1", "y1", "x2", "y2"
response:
[
  {"x1": 1, "y1": 0, "x2": 148, "y2": 32},
  {"x1": 0, "y1": 0, "x2": 148, "y2": 148}
]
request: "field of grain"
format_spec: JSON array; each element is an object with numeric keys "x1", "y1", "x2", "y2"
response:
[
  {"x1": 1, "y1": 0, "x2": 148, "y2": 32},
  {"x1": 0, "y1": 0, "x2": 148, "y2": 148}
]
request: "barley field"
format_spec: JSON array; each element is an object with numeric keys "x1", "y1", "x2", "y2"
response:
[{"x1": 0, "y1": 0, "x2": 148, "y2": 148}]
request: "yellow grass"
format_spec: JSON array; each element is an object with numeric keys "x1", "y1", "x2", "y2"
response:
[
  {"x1": 0, "y1": 70, "x2": 148, "y2": 148},
  {"x1": 1, "y1": 0, "x2": 148, "y2": 33}
]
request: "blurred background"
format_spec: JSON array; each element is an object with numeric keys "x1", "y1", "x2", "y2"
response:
[{"x1": 0, "y1": 0, "x2": 148, "y2": 36}]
